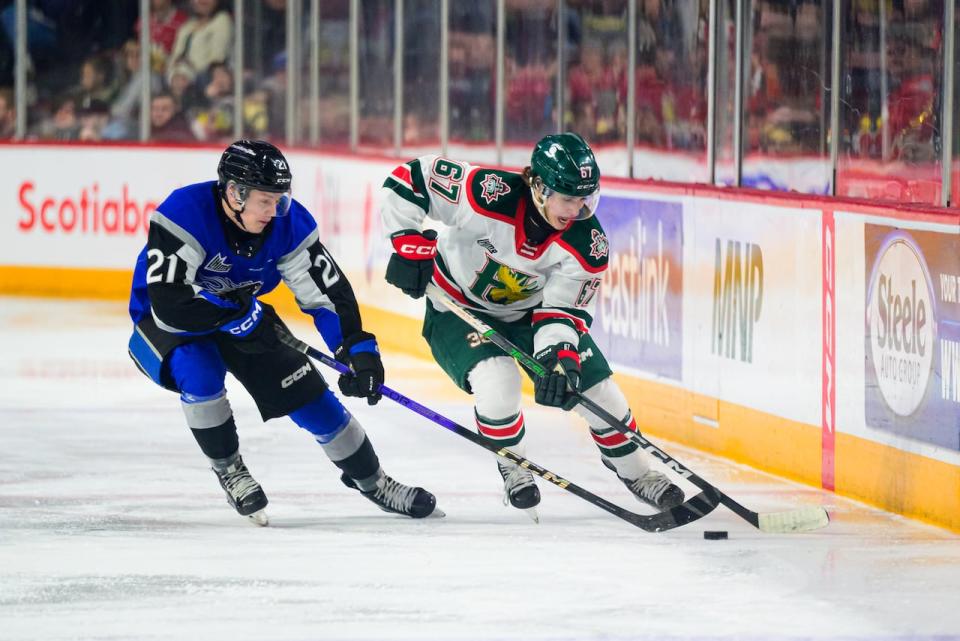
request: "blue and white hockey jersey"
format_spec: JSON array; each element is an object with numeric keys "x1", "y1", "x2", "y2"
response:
[{"x1": 129, "y1": 180, "x2": 360, "y2": 350}]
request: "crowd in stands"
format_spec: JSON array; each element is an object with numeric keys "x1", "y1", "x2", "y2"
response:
[
  {"x1": 0, "y1": 0, "x2": 288, "y2": 144},
  {"x1": 440, "y1": 0, "x2": 710, "y2": 150},
  {"x1": 0, "y1": 0, "x2": 952, "y2": 169}
]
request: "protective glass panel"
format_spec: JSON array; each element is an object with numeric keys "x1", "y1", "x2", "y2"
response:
[
  {"x1": 448, "y1": 1, "x2": 496, "y2": 164},
  {"x1": 292, "y1": 0, "x2": 317, "y2": 145},
  {"x1": 565, "y1": 0, "x2": 627, "y2": 177},
  {"x1": 741, "y1": 0, "x2": 830, "y2": 193},
  {"x1": 633, "y1": 0, "x2": 709, "y2": 183},
  {"x1": 836, "y1": 1, "x2": 944, "y2": 205},
  {"x1": 242, "y1": 0, "x2": 288, "y2": 143},
  {"x1": 713, "y1": 0, "x2": 738, "y2": 186},
  {"x1": 502, "y1": 0, "x2": 558, "y2": 167},
  {"x1": 21, "y1": 1, "x2": 157, "y2": 142},
  {"x1": 357, "y1": 0, "x2": 395, "y2": 149},
  {"x1": 401, "y1": 0, "x2": 441, "y2": 155}
]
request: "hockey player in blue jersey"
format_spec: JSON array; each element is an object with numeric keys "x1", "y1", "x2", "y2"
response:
[{"x1": 127, "y1": 139, "x2": 438, "y2": 524}]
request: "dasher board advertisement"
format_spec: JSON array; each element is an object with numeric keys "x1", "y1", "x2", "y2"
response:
[
  {"x1": 0, "y1": 146, "x2": 217, "y2": 268},
  {"x1": 864, "y1": 224, "x2": 960, "y2": 451},
  {"x1": 685, "y1": 200, "x2": 822, "y2": 426},
  {"x1": 591, "y1": 195, "x2": 683, "y2": 381}
]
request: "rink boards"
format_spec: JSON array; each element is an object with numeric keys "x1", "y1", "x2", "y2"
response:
[{"x1": 1, "y1": 142, "x2": 957, "y2": 533}]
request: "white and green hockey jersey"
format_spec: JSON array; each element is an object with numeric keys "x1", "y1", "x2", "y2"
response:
[{"x1": 380, "y1": 155, "x2": 610, "y2": 351}]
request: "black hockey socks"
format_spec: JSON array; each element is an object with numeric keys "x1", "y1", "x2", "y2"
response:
[
  {"x1": 190, "y1": 416, "x2": 240, "y2": 461},
  {"x1": 319, "y1": 417, "x2": 382, "y2": 491}
]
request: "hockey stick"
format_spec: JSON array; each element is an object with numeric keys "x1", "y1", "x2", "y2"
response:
[
  {"x1": 426, "y1": 284, "x2": 830, "y2": 534},
  {"x1": 275, "y1": 326, "x2": 719, "y2": 533}
]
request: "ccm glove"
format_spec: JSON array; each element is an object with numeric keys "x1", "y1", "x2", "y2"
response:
[
  {"x1": 218, "y1": 290, "x2": 282, "y2": 354},
  {"x1": 385, "y1": 229, "x2": 438, "y2": 299},
  {"x1": 533, "y1": 342, "x2": 582, "y2": 411},
  {"x1": 334, "y1": 331, "x2": 384, "y2": 405}
]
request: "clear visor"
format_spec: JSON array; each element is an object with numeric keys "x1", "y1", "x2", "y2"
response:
[
  {"x1": 274, "y1": 192, "x2": 292, "y2": 217},
  {"x1": 232, "y1": 182, "x2": 293, "y2": 217},
  {"x1": 540, "y1": 184, "x2": 601, "y2": 221}
]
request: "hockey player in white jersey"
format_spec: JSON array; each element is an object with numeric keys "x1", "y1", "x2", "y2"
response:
[{"x1": 380, "y1": 132, "x2": 684, "y2": 516}]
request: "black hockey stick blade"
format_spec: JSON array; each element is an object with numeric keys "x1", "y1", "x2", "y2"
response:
[
  {"x1": 274, "y1": 326, "x2": 720, "y2": 532},
  {"x1": 425, "y1": 284, "x2": 830, "y2": 534}
]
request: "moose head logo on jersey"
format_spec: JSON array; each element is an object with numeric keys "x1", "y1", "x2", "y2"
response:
[
  {"x1": 469, "y1": 257, "x2": 539, "y2": 304},
  {"x1": 478, "y1": 173, "x2": 511, "y2": 205},
  {"x1": 589, "y1": 229, "x2": 609, "y2": 260}
]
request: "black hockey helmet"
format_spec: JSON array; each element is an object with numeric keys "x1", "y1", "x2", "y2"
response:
[{"x1": 218, "y1": 139, "x2": 293, "y2": 218}]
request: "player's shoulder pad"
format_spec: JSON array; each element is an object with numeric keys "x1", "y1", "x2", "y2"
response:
[
  {"x1": 280, "y1": 197, "x2": 319, "y2": 247},
  {"x1": 383, "y1": 157, "x2": 432, "y2": 212},
  {"x1": 466, "y1": 167, "x2": 527, "y2": 218},
  {"x1": 155, "y1": 181, "x2": 218, "y2": 226},
  {"x1": 558, "y1": 215, "x2": 609, "y2": 273}
]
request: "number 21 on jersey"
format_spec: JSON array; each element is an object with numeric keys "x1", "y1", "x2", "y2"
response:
[{"x1": 145, "y1": 249, "x2": 180, "y2": 284}]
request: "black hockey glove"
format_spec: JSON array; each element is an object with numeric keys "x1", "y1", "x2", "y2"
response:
[
  {"x1": 533, "y1": 342, "x2": 582, "y2": 411},
  {"x1": 218, "y1": 290, "x2": 282, "y2": 354},
  {"x1": 385, "y1": 229, "x2": 438, "y2": 299},
  {"x1": 334, "y1": 331, "x2": 384, "y2": 405}
]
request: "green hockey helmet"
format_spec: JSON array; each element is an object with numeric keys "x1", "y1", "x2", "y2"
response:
[{"x1": 529, "y1": 132, "x2": 600, "y2": 220}]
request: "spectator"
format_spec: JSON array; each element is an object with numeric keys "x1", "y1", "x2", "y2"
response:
[
  {"x1": 103, "y1": 39, "x2": 164, "y2": 140},
  {"x1": 167, "y1": 61, "x2": 202, "y2": 115},
  {"x1": 243, "y1": 88, "x2": 272, "y2": 138},
  {"x1": 150, "y1": 91, "x2": 194, "y2": 142},
  {"x1": 256, "y1": 51, "x2": 289, "y2": 140},
  {"x1": 448, "y1": 32, "x2": 495, "y2": 141},
  {"x1": 32, "y1": 95, "x2": 80, "y2": 141},
  {"x1": 0, "y1": 87, "x2": 15, "y2": 139},
  {"x1": 78, "y1": 100, "x2": 110, "y2": 141},
  {"x1": 73, "y1": 54, "x2": 117, "y2": 112},
  {"x1": 567, "y1": 44, "x2": 620, "y2": 141},
  {"x1": 191, "y1": 62, "x2": 234, "y2": 141},
  {"x1": 245, "y1": 0, "x2": 288, "y2": 78},
  {"x1": 168, "y1": 0, "x2": 233, "y2": 86},
  {"x1": 135, "y1": 0, "x2": 189, "y2": 72},
  {"x1": 505, "y1": 58, "x2": 556, "y2": 139}
]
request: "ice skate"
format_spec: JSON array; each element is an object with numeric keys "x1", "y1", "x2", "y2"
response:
[
  {"x1": 341, "y1": 473, "x2": 441, "y2": 519},
  {"x1": 497, "y1": 460, "x2": 540, "y2": 522},
  {"x1": 602, "y1": 457, "x2": 684, "y2": 510},
  {"x1": 213, "y1": 455, "x2": 269, "y2": 526}
]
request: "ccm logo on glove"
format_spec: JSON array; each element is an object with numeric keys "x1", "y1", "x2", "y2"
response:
[
  {"x1": 226, "y1": 299, "x2": 262, "y2": 336},
  {"x1": 399, "y1": 243, "x2": 436, "y2": 257},
  {"x1": 391, "y1": 229, "x2": 438, "y2": 259}
]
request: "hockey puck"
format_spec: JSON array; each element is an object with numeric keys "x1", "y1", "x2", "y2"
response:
[{"x1": 703, "y1": 530, "x2": 728, "y2": 540}]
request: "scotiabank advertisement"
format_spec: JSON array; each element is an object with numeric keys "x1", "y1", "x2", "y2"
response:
[
  {"x1": 1, "y1": 146, "x2": 218, "y2": 268},
  {"x1": 864, "y1": 224, "x2": 960, "y2": 450}
]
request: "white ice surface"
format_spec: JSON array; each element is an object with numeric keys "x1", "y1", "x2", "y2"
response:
[{"x1": 1, "y1": 297, "x2": 958, "y2": 641}]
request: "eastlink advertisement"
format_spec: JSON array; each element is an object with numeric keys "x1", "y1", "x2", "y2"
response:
[
  {"x1": 591, "y1": 196, "x2": 683, "y2": 381},
  {"x1": 864, "y1": 224, "x2": 960, "y2": 450}
]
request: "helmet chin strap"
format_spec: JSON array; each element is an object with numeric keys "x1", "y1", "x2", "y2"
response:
[
  {"x1": 221, "y1": 183, "x2": 248, "y2": 230},
  {"x1": 530, "y1": 178, "x2": 550, "y2": 221}
]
